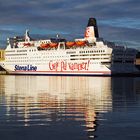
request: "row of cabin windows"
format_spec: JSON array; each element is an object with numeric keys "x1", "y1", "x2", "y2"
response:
[
  {"x1": 70, "y1": 54, "x2": 110, "y2": 57},
  {"x1": 6, "y1": 49, "x2": 36, "y2": 53},
  {"x1": 66, "y1": 51, "x2": 76, "y2": 54},
  {"x1": 79, "y1": 50, "x2": 105, "y2": 53},
  {"x1": 6, "y1": 56, "x2": 69, "y2": 61},
  {"x1": 43, "y1": 55, "x2": 69, "y2": 58},
  {"x1": 6, "y1": 59, "x2": 68, "y2": 62},
  {"x1": 7, "y1": 56, "x2": 110, "y2": 60},
  {"x1": 5, "y1": 53, "x2": 27, "y2": 56},
  {"x1": 6, "y1": 57, "x2": 41, "y2": 60},
  {"x1": 29, "y1": 49, "x2": 37, "y2": 52},
  {"x1": 70, "y1": 58, "x2": 109, "y2": 60},
  {"x1": 5, "y1": 50, "x2": 15, "y2": 52},
  {"x1": 17, "y1": 50, "x2": 27, "y2": 52},
  {"x1": 6, "y1": 55, "x2": 69, "y2": 59},
  {"x1": 41, "y1": 53, "x2": 64, "y2": 55}
]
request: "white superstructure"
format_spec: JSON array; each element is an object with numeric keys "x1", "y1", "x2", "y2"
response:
[{"x1": 0, "y1": 18, "x2": 139, "y2": 75}]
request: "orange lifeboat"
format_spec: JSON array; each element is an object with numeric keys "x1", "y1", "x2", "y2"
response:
[
  {"x1": 75, "y1": 41, "x2": 86, "y2": 47},
  {"x1": 23, "y1": 42, "x2": 31, "y2": 47},
  {"x1": 49, "y1": 43, "x2": 58, "y2": 48},
  {"x1": 66, "y1": 42, "x2": 75, "y2": 47},
  {"x1": 40, "y1": 43, "x2": 50, "y2": 48}
]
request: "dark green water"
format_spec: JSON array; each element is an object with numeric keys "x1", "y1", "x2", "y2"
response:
[{"x1": 0, "y1": 75, "x2": 140, "y2": 140}]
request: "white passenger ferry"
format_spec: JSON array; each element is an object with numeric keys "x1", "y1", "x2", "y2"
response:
[{"x1": 0, "y1": 18, "x2": 139, "y2": 75}]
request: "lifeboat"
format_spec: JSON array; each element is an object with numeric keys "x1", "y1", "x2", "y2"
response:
[
  {"x1": 40, "y1": 43, "x2": 50, "y2": 48},
  {"x1": 49, "y1": 43, "x2": 58, "y2": 48},
  {"x1": 66, "y1": 42, "x2": 75, "y2": 47},
  {"x1": 23, "y1": 42, "x2": 31, "y2": 47},
  {"x1": 75, "y1": 41, "x2": 86, "y2": 47}
]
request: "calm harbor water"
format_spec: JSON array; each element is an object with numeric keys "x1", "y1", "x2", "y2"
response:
[{"x1": 0, "y1": 75, "x2": 140, "y2": 140}]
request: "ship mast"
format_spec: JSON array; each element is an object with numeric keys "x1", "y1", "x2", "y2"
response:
[{"x1": 25, "y1": 29, "x2": 31, "y2": 42}]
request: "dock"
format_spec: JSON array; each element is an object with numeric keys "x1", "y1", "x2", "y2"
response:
[{"x1": 0, "y1": 49, "x2": 6, "y2": 74}]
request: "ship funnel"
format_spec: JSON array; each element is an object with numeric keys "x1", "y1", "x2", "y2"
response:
[{"x1": 84, "y1": 18, "x2": 99, "y2": 39}]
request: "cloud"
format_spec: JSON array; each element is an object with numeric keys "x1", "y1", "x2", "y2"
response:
[
  {"x1": 0, "y1": 0, "x2": 139, "y2": 49},
  {"x1": 100, "y1": 18, "x2": 140, "y2": 29},
  {"x1": 99, "y1": 25, "x2": 140, "y2": 49}
]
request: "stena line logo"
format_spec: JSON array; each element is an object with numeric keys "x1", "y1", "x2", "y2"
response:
[{"x1": 15, "y1": 65, "x2": 37, "y2": 71}]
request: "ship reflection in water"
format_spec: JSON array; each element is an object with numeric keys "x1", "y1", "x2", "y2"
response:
[{"x1": 0, "y1": 76, "x2": 140, "y2": 140}]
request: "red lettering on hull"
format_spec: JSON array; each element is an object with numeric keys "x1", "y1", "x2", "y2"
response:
[{"x1": 49, "y1": 60, "x2": 90, "y2": 71}]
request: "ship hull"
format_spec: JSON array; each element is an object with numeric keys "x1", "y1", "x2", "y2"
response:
[{"x1": 3, "y1": 62, "x2": 139, "y2": 76}]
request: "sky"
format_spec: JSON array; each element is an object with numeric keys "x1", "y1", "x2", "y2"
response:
[{"x1": 0, "y1": 0, "x2": 140, "y2": 49}]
